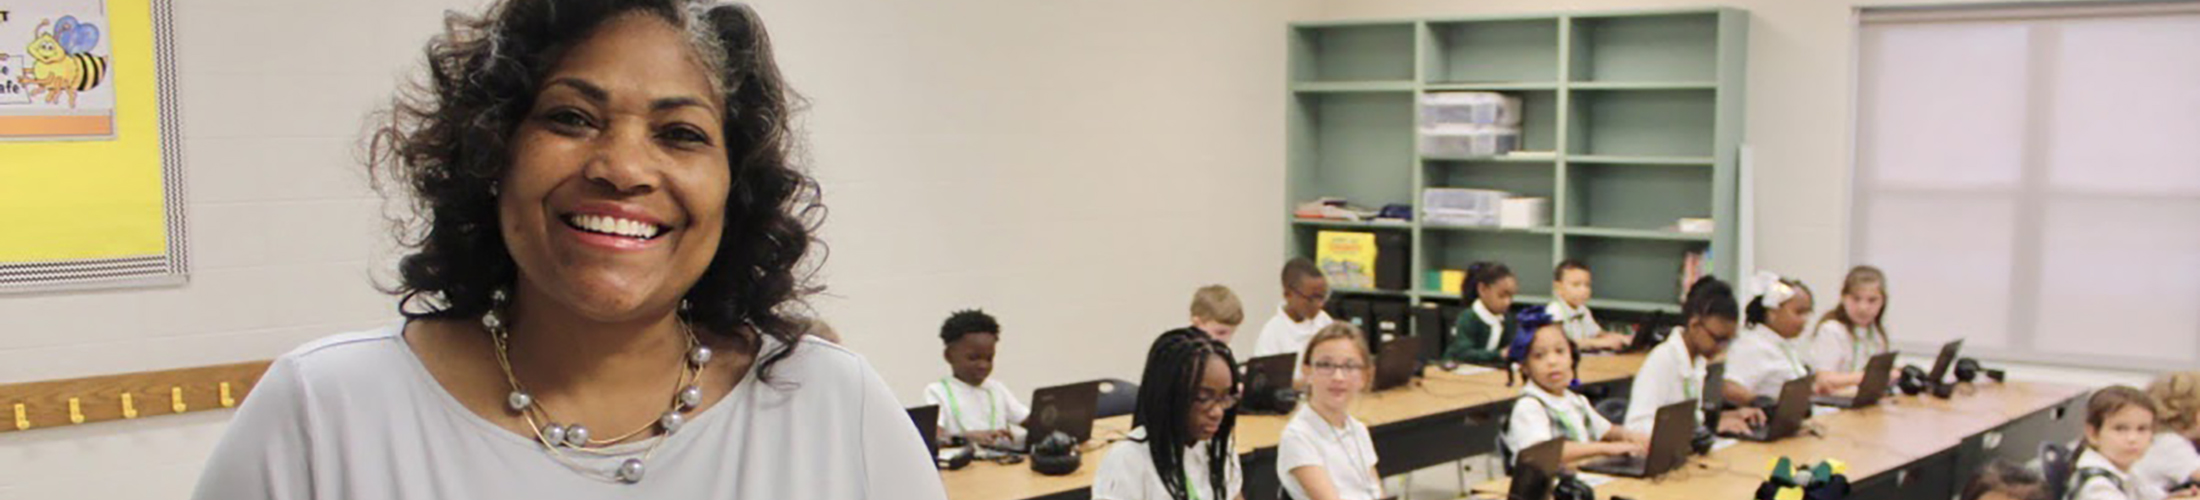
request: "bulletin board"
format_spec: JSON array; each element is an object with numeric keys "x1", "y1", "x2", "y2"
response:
[{"x1": 0, "y1": 0, "x2": 187, "y2": 291}]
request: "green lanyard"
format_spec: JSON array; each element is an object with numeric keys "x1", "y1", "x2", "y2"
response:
[
  {"x1": 1776, "y1": 338, "x2": 1809, "y2": 377},
  {"x1": 1848, "y1": 325, "x2": 1883, "y2": 372},
  {"x1": 1684, "y1": 360, "x2": 1702, "y2": 401},
  {"x1": 1535, "y1": 391, "x2": 1588, "y2": 441},
  {"x1": 939, "y1": 377, "x2": 999, "y2": 432},
  {"x1": 1184, "y1": 469, "x2": 1203, "y2": 500}
]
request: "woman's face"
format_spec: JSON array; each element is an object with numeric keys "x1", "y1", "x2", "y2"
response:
[
  {"x1": 500, "y1": 14, "x2": 730, "y2": 323},
  {"x1": 1768, "y1": 290, "x2": 1814, "y2": 338}
]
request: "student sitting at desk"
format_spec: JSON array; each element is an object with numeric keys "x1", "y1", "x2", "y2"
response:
[
  {"x1": 921, "y1": 309, "x2": 1031, "y2": 450},
  {"x1": 1444, "y1": 261, "x2": 1518, "y2": 365},
  {"x1": 1624, "y1": 277, "x2": 1763, "y2": 434},
  {"x1": 1095, "y1": 333, "x2": 1244, "y2": 500},
  {"x1": 1254, "y1": 258, "x2": 1335, "y2": 363},
  {"x1": 1546, "y1": 259, "x2": 1633, "y2": 351},
  {"x1": 1502, "y1": 309, "x2": 1647, "y2": 466},
  {"x1": 2069, "y1": 386, "x2": 2165, "y2": 500},
  {"x1": 1809, "y1": 266, "x2": 1896, "y2": 393},
  {"x1": 1724, "y1": 271, "x2": 1830, "y2": 406},
  {"x1": 1278, "y1": 323, "x2": 1383, "y2": 500},
  {"x1": 1188, "y1": 285, "x2": 1247, "y2": 345},
  {"x1": 2137, "y1": 372, "x2": 2200, "y2": 500}
]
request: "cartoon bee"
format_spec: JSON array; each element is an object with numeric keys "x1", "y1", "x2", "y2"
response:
[{"x1": 16, "y1": 16, "x2": 106, "y2": 108}]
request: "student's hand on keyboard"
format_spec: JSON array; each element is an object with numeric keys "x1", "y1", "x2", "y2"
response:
[
  {"x1": 1716, "y1": 411, "x2": 1756, "y2": 434},
  {"x1": 1731, "y1": 407, "x2": 1766, "y2": 426}
]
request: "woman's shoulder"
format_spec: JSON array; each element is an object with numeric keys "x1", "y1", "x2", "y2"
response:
[
  {"x1": 748, "y1": 334, "x2": 881, "y2": 391},
  {"x1": 269, "y1": 323, "x2": 420, "y2": 387}
]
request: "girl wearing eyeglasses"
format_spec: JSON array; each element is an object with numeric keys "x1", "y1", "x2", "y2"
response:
[
  {"x1": 1094, "y1": 329, "x2": 1244, "y2": 500},
  {"x1": 1277, "y1": 323, "x2": 1384, "y2": 500}
]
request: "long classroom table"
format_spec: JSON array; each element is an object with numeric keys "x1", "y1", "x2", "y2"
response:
[
  {"x1": 943, "y1": 353, "x2": 1652, "y2": 500},
  {"x1": 1467, "y1": 380, "x2": 2088, "y2": 500}
]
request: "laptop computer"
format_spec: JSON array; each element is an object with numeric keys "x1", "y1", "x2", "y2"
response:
[
  {"x1": 907, "y1": 405, "x2": 941, "y2": 462},
  {"x1": 1025, "y1": 381, "x2": 1100, "y2": 444},
  {"x1": 1728, "y1": 375, "x2": 1814, "y2": 442},
  {"x1": 1239, "y1": 353, "x2": 1298, "y2": 415},
  {"x1": 1814, "y1": 352, "x2": 1898, "y2": 408},
  {"x1": 1373, "y1": 336, "x2": 1422, "y2": 392},
  {"x1": 1579, "y1": 400, "x2": 1696, "y2": 478},
  {"x1": 1508, "y1": 438, "x2": 1566, "y2": 500},
  {"x1": 1925, "y1": 339, "x2": 1965, "y2": 389}
]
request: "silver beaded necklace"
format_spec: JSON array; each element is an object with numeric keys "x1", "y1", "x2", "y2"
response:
[{"x1": 481, "y1": 301, "x2": 714, "y2": 484}]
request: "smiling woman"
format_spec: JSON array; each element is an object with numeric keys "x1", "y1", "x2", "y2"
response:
[{"x1": 187, "y1": 1, "x2": 946, "y2": 498}]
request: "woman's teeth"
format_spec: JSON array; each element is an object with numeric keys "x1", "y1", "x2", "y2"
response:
[{"x1": 565, "y1": 214, "x2": 665, "y2": 239}]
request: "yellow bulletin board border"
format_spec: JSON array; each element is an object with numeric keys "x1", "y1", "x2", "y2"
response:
[{"x1": 0, "y1": 0, "x2": 187, "y2": 293}]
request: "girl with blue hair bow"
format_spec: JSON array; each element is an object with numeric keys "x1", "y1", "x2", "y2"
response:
[{"x1": 1501, "y1": 308, "x2": 1649, "y2": 465}]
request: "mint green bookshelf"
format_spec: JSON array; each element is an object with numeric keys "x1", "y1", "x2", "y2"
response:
[{"x1": 1285, "y1": 8, "x2": 1746, "y2": 314}]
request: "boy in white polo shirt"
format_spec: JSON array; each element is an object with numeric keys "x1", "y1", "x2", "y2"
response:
[
  {"x1": 921, "y1": 309, "x2": 1030, "y2": 449},
  {"x1": 1253, "y1": 258, "x2": 1335, "y2": 365}
]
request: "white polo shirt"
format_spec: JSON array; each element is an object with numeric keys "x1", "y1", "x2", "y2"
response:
[
  {"x1": 1277, "y1": 406, "x2": 1382, "y2": 500},
  {"x1": 1807, "y1": 321, "x2": 1888, "y2": 373},
  {"x1": 2134, "y1": 433, "x2": 2200, "y2": 500},
  {"x1": 1092, "y1": 427, "x2": 1243, "y2": 500},
  {"x1": 1726, "y1": 326, "x2": 1812, "y2": 399},
  {"x1": 921, "y1": 377, "x2": 1031, "y2": 444},
  {"x1": 2072, "y1": 447, "x2": 2141, "y2": 500},
  {"x1": 1546, "y1": 301, "x2": 1603, "y2": 343},
  {"x1": 1505, "y1": 383, "x2": 1614, "y2": 455},
  {"x1": 1623, "y1": 329, "x2": 1707, "y2": 434},
  {"x1": 1254, "y1": 304, "x2": 1336, "y2": 379}
]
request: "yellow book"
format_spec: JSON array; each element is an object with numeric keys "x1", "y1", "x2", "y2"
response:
[
  {"x1": 1315, "y1": 231, "x2": 1377, "y2": 290},
  {"x1": 1441, "y1": 270, "x2": 1466, "y2": 294}
]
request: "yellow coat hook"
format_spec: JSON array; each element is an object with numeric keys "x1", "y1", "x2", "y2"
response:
[
  {"x1": 13, "y1": 404, "x2": 28, "y2": 431},
  {"x1": 68, "y1": 398, "x2": 84, "y2": 424},
  {"x1": 172, "y1": 387, "x2": 188, "y2": 413},
  {"x1": 220, "y1": 382, "x2": 236, "y2": 408},
  {"x1": 121, "y1": 393, "x2": 138, "y2": 419}
]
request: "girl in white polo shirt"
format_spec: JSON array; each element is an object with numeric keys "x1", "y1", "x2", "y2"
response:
[
  {"x1": 1624, "y1": 277, "x2": 1762, "y2": 435},
  {"x1": 1277, "y1": 323, "x2": 1383, "y2": 500},
  {"x1": 1094, "y1": 330, "x2": 1245, "y2": 500},
  {"x1": 1809, "y1": 266, "x2": 1894, "y2": 393},
  {"x1": 1503, "y1": 309, "x2": 1647, "y2": 465},
  {"x1": 1724, "y1": 271, "x2": 1827, "y2": 406}
]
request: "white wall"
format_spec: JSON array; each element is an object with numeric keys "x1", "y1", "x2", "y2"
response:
[{"x1": 0, "y1": 0, "x2": 1313, "y2": 498}]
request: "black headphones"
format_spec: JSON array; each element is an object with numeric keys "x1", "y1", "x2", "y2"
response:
[
  {"x1": 1028, "y1": 431, "x2": 1082, "y2": 476},
  {"x1": 1896, "y1": 365, "x2": 1930, "y2": 396},
  {"x1": 1954, "y1": 358, "x2": 2005, "y2": 384},
  {"x1": 1553, "y1": 472, "x2": 1596, "y2": 500}
]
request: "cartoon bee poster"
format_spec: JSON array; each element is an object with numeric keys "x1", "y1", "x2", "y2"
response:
[
  {"x1": 0, "y1": 0, "x2": 115, "y2": 139},
  {"x1": 1, "y1": 0, "x2": 186, "y2": 291}
]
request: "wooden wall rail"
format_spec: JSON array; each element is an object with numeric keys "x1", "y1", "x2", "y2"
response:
[{"x1": 1, "y1": 361, "x2": 271, "y2": 433}]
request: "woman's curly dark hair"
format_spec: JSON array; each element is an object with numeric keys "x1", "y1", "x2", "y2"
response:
[{"x1": 368, "y1": 0, "x2": 822, "y2": 378}]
